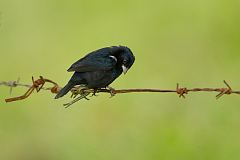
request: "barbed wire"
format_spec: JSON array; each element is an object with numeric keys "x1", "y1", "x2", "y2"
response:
[{"x1": 1, "y1": 76, "x2": 240, "y2": 107}]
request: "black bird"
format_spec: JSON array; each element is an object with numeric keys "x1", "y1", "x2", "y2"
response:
[{"x1": 55, "y1": 46, "x2": 135, "y2": 99}]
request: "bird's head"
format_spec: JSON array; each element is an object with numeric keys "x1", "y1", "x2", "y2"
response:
[{"x1": 111, "y1": 46, "x2": 135, "y2": 74}]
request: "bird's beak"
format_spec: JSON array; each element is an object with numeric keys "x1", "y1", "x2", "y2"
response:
[{"x1": 122, "y1": 65, "x2": 128, "y2": 74}]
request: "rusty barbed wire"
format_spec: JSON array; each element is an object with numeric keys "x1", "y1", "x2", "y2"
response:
[
  {"x1": 1, "y1": 76, "x2": 61, "y2": 103},
  {"x1": 1, "y1": 76, "x2": 240, "y2": 107}
]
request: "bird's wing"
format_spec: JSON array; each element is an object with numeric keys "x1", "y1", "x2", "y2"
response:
[{"x1": 67, "y1": 48, "x2": 117, "y2": 72}]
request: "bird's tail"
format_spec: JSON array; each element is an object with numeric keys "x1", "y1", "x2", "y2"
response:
[{"x1": 55, "y1": 82, "x2": 75, "y2": 99}]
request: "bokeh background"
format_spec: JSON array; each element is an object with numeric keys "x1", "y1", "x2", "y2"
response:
[{"x1": 1, "y1": 0, "x2": 240, "y2": 159}]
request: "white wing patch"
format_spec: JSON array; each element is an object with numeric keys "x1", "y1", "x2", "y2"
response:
[{"x1": 109, "y1": 55, "x2": 117, "y2": 62}]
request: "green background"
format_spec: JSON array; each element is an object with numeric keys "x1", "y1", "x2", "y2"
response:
[{"x1": 1, "y1": 0, "x2": 240, "y2": 159}]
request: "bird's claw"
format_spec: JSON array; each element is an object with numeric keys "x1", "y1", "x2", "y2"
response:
[
  {"x1": 84, "y1": 96, "x2": 90, "y2": 100},
  {"x1": 90, "y1": 89, "x2": 98, "y2": 97}
]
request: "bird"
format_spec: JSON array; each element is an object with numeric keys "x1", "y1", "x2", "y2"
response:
[{"x1": 55, "y1": 46, "x2": 135, "y2": 99}]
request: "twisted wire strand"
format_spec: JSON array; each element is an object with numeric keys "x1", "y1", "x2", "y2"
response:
[{"x1": 1, "y1": 77, "x2": 240, "y2": 107}]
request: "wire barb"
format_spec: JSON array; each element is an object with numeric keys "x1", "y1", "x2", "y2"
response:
[
  {"x1": 176, "y1": 83, "x2": 188, "y2": 98},
  {"x1": 216, "y1": 80, "x2": 232, "y2": 99}
]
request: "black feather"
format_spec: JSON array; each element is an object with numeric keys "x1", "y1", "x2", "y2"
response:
[{"x1": 55, "y1": 82, "x2": 75, "y2": 99}]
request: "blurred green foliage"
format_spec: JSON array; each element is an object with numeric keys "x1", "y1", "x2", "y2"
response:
[{"x1": 0, "y1": 0, "x2": 240, "y2": 159}]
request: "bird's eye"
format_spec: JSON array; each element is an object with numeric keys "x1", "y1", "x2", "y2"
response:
[{"x1": 123, "y1": 59, "x2": 127, "y2": 64}]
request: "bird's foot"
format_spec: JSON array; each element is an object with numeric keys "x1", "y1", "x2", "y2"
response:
[
  {"x1": 107, "y1": 86, "x2": 116, "y2": 97},
  {"x1": 90, "y1": 89, "x2": 98, "y2": 97},
  {"x1": 64, "y1": 92, "x2": 90, "y2": 108},
  {"x1": 71, "y1": 85, "x2": 88, "y2": 98}
]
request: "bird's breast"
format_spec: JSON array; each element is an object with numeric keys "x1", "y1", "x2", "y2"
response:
[{"x1": 82, "y1": 68, "x2": 122, "y2": 88}]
